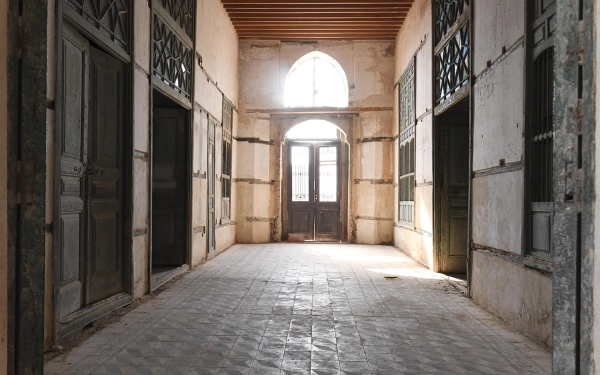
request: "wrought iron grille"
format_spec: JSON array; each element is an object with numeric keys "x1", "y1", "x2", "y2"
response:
[
  {"x1": 153, "y1": 15, "x2": 193, "y2": 99},
  {"x1": 221, "y1": 99, "x2": 233, "y2": 220},
  {"x1": 530, "y1": 48, "x2": 554, "y2": 203},
  {"x1": 398, "y1": 60, "x2": 416, "y2": 224},
  {"x1": 435, "y1": 22, "x2": 470, "y2": 106},
  {"x1": 159, "y1": 0, "x2": 194, "y2": 38},
  {"x1": 399, "y1": 58, "x2": 415, "y2": 143},
  {"x1": 434, "y1": 0, "x2": 469, "y2": 45},
  {"x1": 64, "y1": 0, "x2": 129, "y2": 50},
  {"x1": 399, "y1": 140, "x2": 415, "y2": 224},
  {"x1": 292, "y1": 147, "x2": 310, "y2": 202},
  {"x1": 319, "y1": 147, "x2": 337, "y2": 202}
]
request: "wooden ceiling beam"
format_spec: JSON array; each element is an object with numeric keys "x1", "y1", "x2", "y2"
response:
[
  {"x1": 223, "y1": 4, "x2": 412, "y2": 9},
  {"x1": 230, "y1": 13, "x2": 406, "y2": 23},
  {"x1": 222, "y1": 0, "x2": 413, "y2": 4},
  {"x1": 226, "y1": 9, "x2": 410, "y2": 14}
]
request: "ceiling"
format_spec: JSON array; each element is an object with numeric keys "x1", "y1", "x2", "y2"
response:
[{"x1": 220, "y1": 0, "x2": 415, "y2": 41}]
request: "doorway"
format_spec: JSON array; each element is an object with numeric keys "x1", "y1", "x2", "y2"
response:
[
  {"x1": 435, "y1": 97, "x2": 470, "y2": 275},
  {"x1": 286, "y1": 141, "x2": 342, "y2": 242},
  {"x1": 151, "y1": 91, "x2": 190, "y2": 288}
]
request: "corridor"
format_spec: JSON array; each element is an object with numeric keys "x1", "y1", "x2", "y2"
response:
[{"x1": 44, "y1": 244, "x2": 550, "y2": 375}]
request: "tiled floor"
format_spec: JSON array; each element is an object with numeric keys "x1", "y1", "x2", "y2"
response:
[{"x1": 45, "y1": 244, "x2": 551, "y2": 375}]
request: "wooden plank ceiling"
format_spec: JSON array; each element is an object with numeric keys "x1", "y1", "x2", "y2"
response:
[{"x1": 221, "y1": 0, "x2": 415, "y2": 41}]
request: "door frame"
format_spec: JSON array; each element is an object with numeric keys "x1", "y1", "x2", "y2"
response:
[
  {"x1": 52, "y1": 4, "x2": 134, "y2": 343},
  {"x1": 149, "y1": 103, "x2": 193, "y2": 292},
  {"x1": 282, "y1": 139, "x2": 349, "y2": 243}
]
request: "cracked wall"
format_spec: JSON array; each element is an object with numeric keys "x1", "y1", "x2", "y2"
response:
[
  {"x1": 393, "y1": 0, "x2": 552, "y2": 348},
  {"x1": 238, "y1": 40, "x2": 395, "y2": 244}
]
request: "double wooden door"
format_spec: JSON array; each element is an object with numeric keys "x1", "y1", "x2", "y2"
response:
[
  {"x1": 57, "y1": 24, "x2": 126, "y2": 320},
  {"x1": 287, "y1": 142, "x2": 342, "y2": 242}
]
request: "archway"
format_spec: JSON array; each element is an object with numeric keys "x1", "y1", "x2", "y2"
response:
[{"x1": 284, "y1": 52, "x2": 349, "y2": 108}]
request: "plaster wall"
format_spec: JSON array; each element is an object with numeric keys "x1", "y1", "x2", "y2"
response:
[
  {"x1": 472, "y1": 170, "x2": 523, "y2": 255},
  {"x1": 131, "y1": 0, "x2": 152, "y2": 300},
  {"x1": 472, "y1": 250, "x2": 552, "y2": 348},
  {"x1": 473, "y1": 47, "x2": 525, "y2": 172},
  {"x1": 0, "y1": 0, "x2": 8, "y2": 368},
  {"x1": 393, "y1": 0, "x2": 434, "y2": 261},
  {"x1": 190, "y1": 0, "x2": 238, "y2": 259},
  {"x1": 238, "y1": 40, "x2": 395, "y2": 244}
]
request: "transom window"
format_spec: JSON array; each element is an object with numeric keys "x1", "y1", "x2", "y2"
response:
[{"x1": 285, "y1": 52, "x2": 349, "y2": 108}]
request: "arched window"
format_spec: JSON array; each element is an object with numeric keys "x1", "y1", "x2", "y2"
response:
[
  {"x1": 286, "y1": 120, "x2": 342, "y2": 140},
  {"x1": 284, "y1": 52, "x2": 349, "y2": 108}
]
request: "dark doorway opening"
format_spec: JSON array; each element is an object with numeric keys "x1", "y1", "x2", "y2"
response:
[
  {"x1": 151, "y1": 90, "x2": 190, "y2": 289},
  {"x1": 435, "y1": 97, "x2": 470, "y2": 276}
]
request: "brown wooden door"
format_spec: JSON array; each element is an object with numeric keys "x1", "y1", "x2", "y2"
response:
[
  {"x1": 152, "y1": 109, "x2": 187, "y2": 266},
  {"x1": 287, "y1": 142, "x2": 341, "y2": 242},
  {"x1": 58, "y1": 25, "x2": 126, "y2": 316},
  {"x1": 440, "y1": 118, "x2": 469, "y2": 273}
]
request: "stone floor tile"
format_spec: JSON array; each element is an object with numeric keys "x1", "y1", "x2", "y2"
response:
[{"x1": 45, "y1": 244, "x2": 551, "y2": 375}]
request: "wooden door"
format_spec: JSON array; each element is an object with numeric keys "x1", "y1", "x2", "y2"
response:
[
  {"x1": 287, "y1": 142, "x2": 341, "y2": 242},
  {"x1": 207, "y1": 118, "x2": 216, "y2": 254},
  {"x1": 440, "y1": 119, "x2": 469, "y2": 273},
  {"x1": 86, "y1": 47, "x2": 125, "y2": 304},
  {"x1": 315, "y1": 144, "x2": 341, "y2": 241},
  {"x1": 288, "y1": 144, "x2": 315, "y2": 241},
  {"x1": 58, "y1": 24, "x2": 89, "y2": 319},
  {"x1": 152, "y1": 109, "x2": 187, "y2": 266}
]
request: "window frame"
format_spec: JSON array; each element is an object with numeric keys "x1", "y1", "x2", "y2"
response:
[
  {"x1": 398, "y1": 57, "x2": 416, "y2": 226},
  {"x1": 524, "y1": 0, "x2": 556, "y2": 263},
  {"x1": 221, "y1": 96, "x2": 233, "y2": 222}
]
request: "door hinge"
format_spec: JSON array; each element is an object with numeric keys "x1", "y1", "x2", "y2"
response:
[{"x1": 45, "y1": 223, "x2": 53, "y2": 234}]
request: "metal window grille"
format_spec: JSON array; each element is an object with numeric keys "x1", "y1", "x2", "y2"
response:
[
  {"x1": 398, "y1": 59, "x2": 416, "y2": 224},
  {"x1": 434, "y1": 0, "x2": 470, "y2": 107},
  {"x1": 64, "y1": 0, "x2": 129, "y2": 50},
  {"x1": 159, "y1": 0, "x2": 194, "y2": 38},
  {"x1": 221, "y1": 98, "x2": 233, "y2": 220},
  {"x1": 434, "y1": 0, "x2": 469, "y2": 45},
  {"x1": 528, "y1": 0, "x2": 555, "y2": 256},
  {"x1": 530, "y1": 48, "x2": 554, "y2": 204},
  {"x1": 152, "y1": 15, "x2": 193, "y2": 99}
]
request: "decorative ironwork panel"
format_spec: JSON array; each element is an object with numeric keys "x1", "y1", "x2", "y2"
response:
[
  {"x1": 399, "y1": 58, "x2": 415, "y2": 143},
  {"x1": 530, "y1": 47, "x2": 554, "y2": 204},
  {"x1": 159, "y1": 0, "x2": 194, "y2": 38},
  {"x1": 398, "y1": 139, "x2": 415, "y2": 224},
  {"x1": 292, "y1": 146, "x2": 310, "y2": 202},
  {"x1": 64, "y1": 0, "x2": 129, "y2": 50},
  {"x1": 319, "y1": 147, "x2": 337, "y2": 202},
  {"x1": 153, "y1": 15, "x2": 193, "y2": 99},
  {"x1": 434, "y1": 0, "x2": 469, "y2": 45},
  {"x1": 435, "y1": 22, "x2": 470, "y2": 106},
  {"x1": 221, "y1": 98, "x2": 233, "y2": 220}
]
